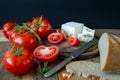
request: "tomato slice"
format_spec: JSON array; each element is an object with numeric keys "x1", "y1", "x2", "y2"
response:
[
  {"x1": 48, "y1": 33, "x2": 64, "y2": 44},
  {"x1": 33, "y1": 45, "x2": 59, "y2": 63},
  {"x1": 68, "y1": 35, "x2": 80, "y2": 46}
]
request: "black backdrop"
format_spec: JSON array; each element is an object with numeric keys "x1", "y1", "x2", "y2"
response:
[{"x1": 0, "y1": 0, "x2": 120, "y2": 29}]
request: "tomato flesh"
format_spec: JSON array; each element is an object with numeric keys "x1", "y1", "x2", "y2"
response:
[
  {"x1": 48, "y1": 33, "x2": 64, "y2": 44},
  {"x1": 33, "y1": 45, "x2": 59, "y2": 63}
]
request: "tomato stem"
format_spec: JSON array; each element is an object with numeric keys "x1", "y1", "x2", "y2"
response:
[
  {"x1": 23, "y1": 24, "x2": 41, "y2": 44},
  {"x1": 36, "y1": 16, "x2": 43, "y2": 27},
  {"x1": 14, "y1": 25, "x2": 23, "y2": 33}
]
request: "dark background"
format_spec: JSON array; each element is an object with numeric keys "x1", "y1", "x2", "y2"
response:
[{"x1": 0, "y1": 0, "x2": 120, "y2": 29}]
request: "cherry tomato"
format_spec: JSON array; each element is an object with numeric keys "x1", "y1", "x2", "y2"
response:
[
  {"x1": 2, "y1": 46, "x2": 34, "y2": 75},
  {"x1": 12, "y1": 33, "x2": 38, "y2": 52},
  {"x1": 47, "y1": 33, "x2": 64, "y2": 44},
  {"x1": 30, "y1": 16, "x2": 52, "y2": 38},
  {"x1": 68, "y1": 35, "x2": 80, "y2": 46},
  {"x1": 2, "y1": 22, "x2": 17, "y2": 39},
  {"x1": 33, "y1": 45, "x2": 59, "y2": 63}
]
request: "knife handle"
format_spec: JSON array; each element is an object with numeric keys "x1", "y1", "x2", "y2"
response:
[{"x1": 44, "y1": 56, "x2": 73, "y2": 78}]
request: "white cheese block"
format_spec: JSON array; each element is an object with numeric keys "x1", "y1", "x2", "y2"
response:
[
  {"x1": 77, "y1": 26, "x2": 95, "y2": 42},
  {"x1": 61, "y1": 21, "x2": 84, "y2": 36},
  {"x1": 61, "y1": 21, "x2": 95, "y2": 42}
]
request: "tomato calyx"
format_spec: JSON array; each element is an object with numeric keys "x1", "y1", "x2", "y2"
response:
[
  {"x1": 14, "y1": 25, "x2": 27, "y2": 34},
  {"x1": 13, "y1": 46, "x2": 23, "y2": 56},
  {"x1": 11, "y1": 45, "x2": 23, "y2": 56},
  {"x1": 36, "y1": 16, "x2": 42, "y2": 27}
]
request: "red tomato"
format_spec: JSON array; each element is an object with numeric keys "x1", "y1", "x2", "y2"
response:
[
  {"x1": 33, "y1": 45, "x2": 59, "y2": 63},
  {"x1": 12, "y1": 33, "x2": 38, "y2": 52},
  {"x1": 9, "y1": 28, "x2": 18, "y2": 42},
  {"x1": 30, "y1": 16, "x2": 52, "y2": 38},
  {"x1": 9, "y1": 27, "x2": 29, "y2": 42},
  {"x1": 68, "y1": 35, "x2": 80, "y2": 46},
  {"x1": 2, "y1": 47, "x2": 34, "y2": 75},
  {"x1": 2, "y1": 22, "x2": 17, "y2": 39},
  {"x1": 48, "y1": 33, "x2": 64, "y2": 44}
]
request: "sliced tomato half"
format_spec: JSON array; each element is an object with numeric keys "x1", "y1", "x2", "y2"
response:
[
  {"x1": 47, "y1": 33, "x2": 64, "y2": 44},
  {"x1": 33, "y1": 45, "x2": 59, "y2": 63}
]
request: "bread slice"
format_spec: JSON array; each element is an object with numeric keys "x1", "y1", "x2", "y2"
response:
[
  {"x1": 66, "y1": 61, "x2": 120, "y2": 80},
  {"x1": 98, "y1": 33, "x2": 120, "y2": 72}
]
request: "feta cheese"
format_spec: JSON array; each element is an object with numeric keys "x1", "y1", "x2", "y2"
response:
[
  {"x1": 77, "y1": 26, "x2": 95, "y2": 42},
  {"x1": 61, "y1": 21, "x2": 84, "y2": 36},
  {"x1": 61, "y1": 21, "x2": 95, "y2": 42}
]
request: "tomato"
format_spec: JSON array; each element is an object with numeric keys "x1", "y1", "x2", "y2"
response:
[
  {"x1": 12, "y1": 33, "x2": 38, "y2": 52},
  {"x1": 68, "y1": 35, "x2": 80, "y2": 46},
  {"x1": 9, "y1": 27, "x2": 29, "y2": 42},
  {"x1": 2, "y1": 46, "x2": 34, "y2": 75},
  {"x1": 2, "y1": 22, "x2": 17, "y2": 39},
  {"x1": 47, "y1": 33, "x2": 64, "y2": 44},
  {"x1": 33, "y1": 45, "x2": 59, "y2": 63},
  {"x1": 30, "y1": 16, "x2": 52, "y2": 38},
  {"x1": 9, "y1": 28, "x2": 18, "y2": 42}
]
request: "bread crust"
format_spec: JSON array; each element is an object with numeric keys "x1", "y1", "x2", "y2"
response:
[{"x1": 101, "y1": 33, "x2": 120, "y2": 72}]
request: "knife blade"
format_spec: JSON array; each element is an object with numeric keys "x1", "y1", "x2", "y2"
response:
[{"x1": 44, "y1": 38, "x2": 98, "y2": 78}]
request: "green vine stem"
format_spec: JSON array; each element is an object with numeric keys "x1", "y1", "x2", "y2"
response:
[
  {"x1": 37, "y1": 62, "x2": 48, "y2": 74},
  {"x1": 23, "y1": 24, "x2": 41, "y2": 44}
]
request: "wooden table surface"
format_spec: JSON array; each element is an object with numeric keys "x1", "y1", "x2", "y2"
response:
[{"x1": 0, "y1": 29, "x2": 120, "y2": 80}]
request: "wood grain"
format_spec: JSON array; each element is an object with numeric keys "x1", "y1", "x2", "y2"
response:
[{"x1": 0, "y1": 29, "x2": 120, "y2": 80}]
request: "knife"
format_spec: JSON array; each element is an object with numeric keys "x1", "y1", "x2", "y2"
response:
[{"x1": 44, "y1": 38, "x2": 98, "y2": 77}]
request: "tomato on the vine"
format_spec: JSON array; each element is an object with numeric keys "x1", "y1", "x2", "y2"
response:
[
  {"x1": 68, "y1": 35, "x2": 80, "y2": 46},
  {"x1": 33, "y1": 45, "x2": 59, "y2": 63},
  {"x1": 11, "y1": 33, "x2": 38, "y2": 52},
  {"x1": 2, "y1": 22, "x2": 17, "y2": 39},
  {"x1": 2, "y1": 46, "x2": 34, "y2": 75},
  {"x1": 9, "y1": 26, "x2": 29, "y2": 42},
  {"x1": 30, "y1": 16, "x2": 52, "y2": 38}
]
